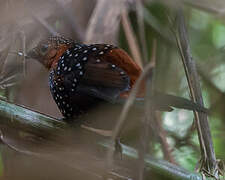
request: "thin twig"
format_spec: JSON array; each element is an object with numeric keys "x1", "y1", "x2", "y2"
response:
[
  {"x1": 107, "y1": 61, "x2": 155, "y2": 174},
  {"x1": 19, "y1": 31, "x2": 26, "y2": 77},
  {"x1": 55, "y1": 0, "x2": 85, "y2": 42},
  {"x1": 136, "y1": 1, "x2": 148, "y2": 64},
  {"x1": 183, "y1": 0, "x2": 225, "y2": 15},
  {"x1": 0, "y1": 74, "x2": 20, "y2": 85},
  {"x1": 25, "y1": 5, "x2": 59, "y2": 36},
  {"x1": 155, "y1": 112, "x2": 176, "y2": 164},
  {"x1": 138, "y1": 39, "x2": 156, "y2": 180},
  {"x1": 143, "y1": 7, "x2": 174, "y2": 45},
  {"x1": 135, "y1": 2, "x2": 152, "y2": 179},
  {"x1": 121, "y1": 10, "x2": 143, "y2": 69},
  {"x1": 85, "y1": 0, "x2": 127, "y2": 44},
  {"x1": 0, "y1": 45, "x2": 10, "y2": 73}
]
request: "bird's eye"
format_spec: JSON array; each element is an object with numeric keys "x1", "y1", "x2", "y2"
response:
[{"x1": 40, "y1": 44, "x2": 49, "y2": 55}]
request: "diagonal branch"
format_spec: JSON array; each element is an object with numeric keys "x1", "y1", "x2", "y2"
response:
[
  {"x1": 0, "y1": 98, "x2": 214, "y2": 180},
  {"x1": 175, "y1": 10, "x2": 219, "y2": 179},
  {"x1": 85, "y1": 0, "x2": 127, "y2": 44}
]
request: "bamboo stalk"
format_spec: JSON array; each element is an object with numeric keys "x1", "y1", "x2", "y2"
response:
[
  {"x1": 175, "y1": 10, "x2": 219, "y2": 179},
  {"x1": 0, "y1": 99, "x2": 214, "y2": 180}
]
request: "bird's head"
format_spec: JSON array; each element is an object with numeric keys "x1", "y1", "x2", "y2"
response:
[{"x1": 28, "y1": 36, "x2": 73, "y2": 69}]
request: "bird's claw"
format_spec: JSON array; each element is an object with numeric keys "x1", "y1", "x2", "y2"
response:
[{"x1": 114, "y1": 137, "x2": 123, "y2": 159}]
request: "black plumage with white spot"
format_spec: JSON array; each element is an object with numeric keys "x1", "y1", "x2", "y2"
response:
[{"x1": 49, "y1": 43, "x2": 130, "y2": 118}]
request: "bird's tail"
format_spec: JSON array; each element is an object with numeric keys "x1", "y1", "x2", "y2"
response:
[
  {"x1": 152, "y1": 92, "x2": 208, "y2": 113},
  {"x1": 117, "y1": 91, "x2": 208, "y2": 113}
]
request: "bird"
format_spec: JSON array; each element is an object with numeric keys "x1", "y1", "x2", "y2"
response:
[{"x1": 27, "y1": 36, "x2": 207, "y2": 120}]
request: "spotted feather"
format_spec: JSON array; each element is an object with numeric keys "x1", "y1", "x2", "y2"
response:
[
  {"x1": 28, "y1": 36, "x2": 208, "y2": 119},
  {"x1": 49, "y1": 43, "x2": 130, "y2": 118}
]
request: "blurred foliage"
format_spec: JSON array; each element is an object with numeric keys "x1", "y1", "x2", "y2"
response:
[
  {"x1": 0, "y1": 152, "x2": 4, "y2": 178},
  {"x1": 119, "y1": 0, "x2": 225, "y2": 172},
  {"x1": 0, "y1": 0, "x2": 224, "y2": 179}
]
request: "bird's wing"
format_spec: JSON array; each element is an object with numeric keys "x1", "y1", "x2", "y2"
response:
[
  {"x1": 75, "y1": 44, "x2": 144, "y2": 102},
  {"x1": 49, "y1": 43, "x2": 131, "y2": 110},
  {"x1": 77, "y1": 54, "x2": 130, "y2": 103}
]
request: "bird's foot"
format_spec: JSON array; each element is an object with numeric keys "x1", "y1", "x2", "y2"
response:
[
  {"x1": 59, "y1": 116, "x2": 83, "y2": 128},
  {"x1": 59, "y1": 117, "x2": 74, "y2": 122},
  {"x1": 114, "y1": 137, "x2": 123, "y2": 159}
]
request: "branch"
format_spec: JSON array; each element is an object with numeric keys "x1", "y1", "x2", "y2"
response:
[
  {"x1": 0, "y1": 99, "x2": 214, "y2": 180},
  {"x1": 85, "y1": 0, "x2": 128, "y2": 44},
  {"x1": 175, "y1": 10, "x2": 220, "y2": 179}
]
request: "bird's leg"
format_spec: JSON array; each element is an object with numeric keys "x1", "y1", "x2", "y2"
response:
[
  {"x1": 114, "y1": 137, "x2": 123, "y2": 159},
  {"x1": 59, "y1": 116, "x2": 83, "y2": 127},
  {"x1": 59, "y1": 116, "x2": 75, "y2": 122}
]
